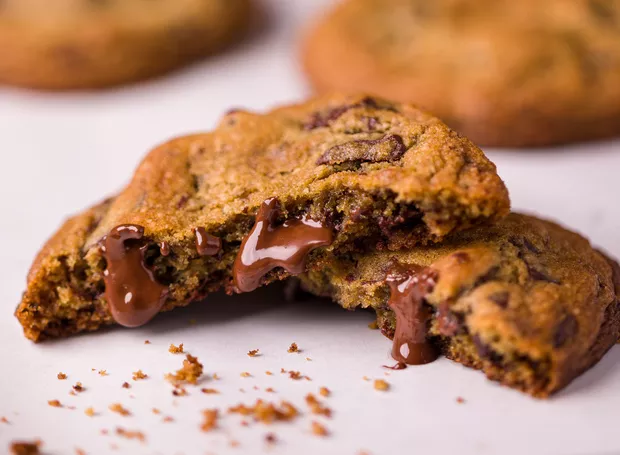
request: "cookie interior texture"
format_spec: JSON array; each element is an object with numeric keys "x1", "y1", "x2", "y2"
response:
[
  {"x1": 0, "y1": 0, "x2": 254, "y2": 89},
  {"x1": 300, "y1": 213, "x2": 620, "y2": 397},
  {"x1": 15, "y1": 94, "x2": 509, "y2": 341},
  {"x1": 301, "y1": 0, "x2": 620, "y2": 146}
]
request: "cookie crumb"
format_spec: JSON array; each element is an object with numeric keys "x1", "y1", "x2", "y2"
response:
[
  {"x1": 75, "y1": 448, "x2": 86, "y2": 455},
  {"x1": 144, "y1": 340, "x2": 151, "y2": 344},
  {"x1": 305, "y1": 357, "x2": 312, "y2": 361},
  {"x1": 456, "y1": 396, "x2": 466, "y2": 404},
  {"x1": 115, "y1": 427, "x2": 145, "y2": 442},
  {"x1": 368, "y1": 321, "x2": 378, "y2": 330},
  {"x1": 265, "y1": 387, "x2": 275, "y2": 393},
  {"x1": 265, "y1": 371, "x2": 273, "y2": 376},
  {"x1": 201, "y1": 409, "x2": 219, "y2": 432},
  {"x1": 9, "y1": 440, "x2": 42, "y2": 455},
  {"x1": 163, "y1": 416, "x2": 174, "y2": 423},
  {"x1": 213, "y1": 373, "x2": 220, "y2": 380},
  {"x1": 165, "y1": 354, "x2": 203, "y2": 385},
  {"x1": 265, "y1": 433, "x2": 277, "y2": 444},
  {"x1": 362, "y1": 376, "x2": 370, "y2": 381},
  {"x1": 305, "y1": 394, "x2": 332, "y2": 417},
  {"x1": 311, "y1": 421, "x2": 329, "y2": 437},
  {"x1": 201, "y1": 388, "x2": 219, "y2": 394},
  {"x1": 84, "y1": 407, "x2": 95, "y2": 417},
  {"x1": 122, "y1": 382, "x2": 131, "y2": 389},
  {"x1": 57, "y1": 372, "x2": 67, "y2": 380},
  {"x1": 152, "y1": 408, "x2": 161, "y2": 415},
  {"x1": 132, "y1": 370, "x2": 148, "y2": 381},
  {"x1": 287, "y1": 343, "x2": 300, "y2": 353},
  {"x1": 73, "y1": 382, "x2": 85, "y2": 393},
  {"x1": 373, "y1": 379, "x2": 389, "y2": 391},
  {"x1": 108, "y1": 403, "x2": 130, "y2": 416},
  {"x1": 247, "y1": 349, "x2": 260, "y2": 357},
  {"x1": 228, "y1": 400, "x2": 298, "y2": 423},
  {"x1": 98, "y1": 370, "x2": 108, "y2": 376},
  {"x1": 48, "y1": 399, "x2": 62, "y2": 408},
  {"x1": 169, "y1": 343, "x2": 184, "y2": 354},
  {"x1": 240, "y1": 372, "x2": 252, "y2": 378},
  {"x1": 1, "y1": 417, "x2": 9, "y2": 424},
  {"x1": 319, "y1": 387, "x2": 330, "y2": 397},
  {"x1": 172, "y1": 387, "x2": 188, "y2": 397}
]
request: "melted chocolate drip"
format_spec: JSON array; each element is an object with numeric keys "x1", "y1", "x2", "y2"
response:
[
  {"x1": 382, "y1": 362, "x2": 408, "y2": 370},
  {"x1": 233, "y1": 198, "x2": 333, "y2": 293},
  {"x1": 193, "y1": 227, "x2": 222, "y2": 256},
  {"x1": 159, "y1": 242, "x2": 170, "y2": 257},
  {"x1": 386, "y1": 265, "x2": 439, "y2": 365},
  {"x1": 102, "y1": 225, "x2": 168, "y2": 327}
]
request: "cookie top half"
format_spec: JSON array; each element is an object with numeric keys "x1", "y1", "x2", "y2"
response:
[{"x1": 301, "y1": 0, "x2": 620, "y2": 146}]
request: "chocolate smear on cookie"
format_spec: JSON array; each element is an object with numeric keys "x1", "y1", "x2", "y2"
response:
[
  {"x1": 386, "y1": 265, "x2": 439, "y2": 365},
  {"x1": 101, "y1": 225, "x2": 168, "y2": 327},
  {"x1": 233, "y1": 198, "x2": 333, "y2": 293}
]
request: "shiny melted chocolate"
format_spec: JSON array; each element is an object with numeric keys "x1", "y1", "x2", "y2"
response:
[
  {"x1": 386, "y1": 265, "x2": 439, "y2": 365},
  {"x1": 233, "y1": 198, "x2": 333, "y2": 293},
  {"x1": 102, "y1": 225, "x2": 168, "y2": 327},
  {"x1": 193, "y1": 227, "x2": 222, "y2": 256}
]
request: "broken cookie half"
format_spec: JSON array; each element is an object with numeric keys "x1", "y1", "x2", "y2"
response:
[
  {"x1": 300, "y1": 213, "x2": 620, "y2": 397},
  {"x1": 16, "y1": 94, "x2": 509, "y2": 341}
]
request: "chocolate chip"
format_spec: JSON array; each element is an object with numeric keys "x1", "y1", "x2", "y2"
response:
[
  {"x1": 317, "y1": 134, "x2": 406, "y2": 166},
  {"x1": 452, "y1": 252, "x2": 470, "y2": 264},
  {"x1": 553, "y1": 314, "x2": 578, "y2": 348},
  {"x1": 488, "y1": 291, "x2": 510, "y2": 309},
  {"x1": 528, "y1": 266, "x2": 560, "y2": 284},
  {"x1": 523, "y1": 238, "x2": 541, "y2": 254},
  {"x1": 303, "y1": 97, "x2": 392, "y2": 130},
  {"x1": 436, "y1": 302, "x2": 462, "y2": 336},
  {"x1": 472, "y1": 335, "x2": 503, "y2": 364},
  {"x1": 176, "y1": 194, "x2": 189, "y2": 209}
]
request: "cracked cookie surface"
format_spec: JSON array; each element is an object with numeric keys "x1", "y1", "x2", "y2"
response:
[
  {"x1": 301, "y1": 0, "x2": 620, "y2": 146},
  {"x1": 0, "y1": 0, "x2": 254, "y2": 89},
  {"x1": 15, "y1": 94, "x2": 509, "y2": 341},
  {"x1": 300, "y1": 213, "x2": 620, "y2": 397}
]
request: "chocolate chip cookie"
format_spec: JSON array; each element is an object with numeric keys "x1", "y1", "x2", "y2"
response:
[
  {"x1": 0, "y1": 0, "x2": 254, "y2": 89},
  {"x1": 301, "y1": 0, "x2": 620, "y2": 147},
  {"x1": 300, "y1": 213, "x2": 620, "y2": 397},
  {"x1": 15, "y1": 94, "x2": 509, "y2": 341}
]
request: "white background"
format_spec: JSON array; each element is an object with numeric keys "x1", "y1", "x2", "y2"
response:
[{"x1": 1, "y1": 1, "x2": 620, "y2": 454}]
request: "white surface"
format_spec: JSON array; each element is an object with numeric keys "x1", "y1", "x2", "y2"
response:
[{"x1": 1, "y1": 1, "x2": 620, "y2": 454}]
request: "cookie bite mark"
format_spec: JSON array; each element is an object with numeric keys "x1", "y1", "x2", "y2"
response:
[
  {"x1": 386, "y1": 265, "x2": 439, "y2": 365},
  {"x1": 101, "y1": 225, "x2": 168, "y2": 327},
  {"x1": 193, "y1": 227, "x2": 222, "y2": 256},
  {"x1": 233, "y1": 198, "x2": 333, "y2": 293},
  {"x1": 316, "y1": 134, "x2": 406, "y2": 165}
]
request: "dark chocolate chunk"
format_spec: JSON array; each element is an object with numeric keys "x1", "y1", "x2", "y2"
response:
[
  {"x1": 553, "y1": 314, "x2": 578, "y2": 348},
  {"x1": 316, "y1": 134, "x2": 406, "y2": 166}
]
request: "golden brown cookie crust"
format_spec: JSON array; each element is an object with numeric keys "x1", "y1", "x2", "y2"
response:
[
  {"x1": 0, "y1": 0, "x2": 254, "y2": 89},
  {"x1": 15, "y1": 94, "x2": 509, "y2": 341},
  {"x1": 301, "y1": 0, "x2": 620, "y2": 147},
  {"x1": 300, "y1": 213, "x2": 620, "y2": 397}
]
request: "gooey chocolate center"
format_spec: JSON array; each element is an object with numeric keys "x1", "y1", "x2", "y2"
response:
[
  {"x1": 233, "y1": 198, "x2": 334, "y2": 293},
  {"x1": 102, "y1": 225, "x2": 168, "y2": 327},
  {"x1": 386, "y1": 265, "x2": 439, "y2": 365}
]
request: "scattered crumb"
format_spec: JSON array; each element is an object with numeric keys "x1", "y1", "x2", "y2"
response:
[
  {"x1": 201, "y1": 409, "x2": 219, "y2": 432},
  {"x1": 69, "y1": 391, "x2": 77, "y2": 396},
  {"x1": 265, "y1": 433, "x2": 277, "y2": 444},
  {"x1": 84, "y1": 407, "x2": 95, "y2": 417},
  {"x1": 115, "y1": 427, "x2": 146, "y2": 442},
  {"x1": 305, "y1": 357, "x2": 312, "y2": 361},
  {"x1": 239, "y1": 388, "x2": 246, "y2": 393},
  {"x1": 305, "y1": 394, "x2": 332, "y2": 417},
  {"x1": 9, "y1": 440, "x2": 42, "y2": 455},
  {"x1": 57, "y1": 373, "x2": 67, "y2": 380},
  {"x1": 75, "y1": 448, "x2": 86, "y2": 455},
  {"x1": 152, "y1": 408, "x2": 161, "y2": 415},
  {"x1": 169, "y1": 343, "x2": 184, "y2": 354},
  {"x1": 280, "y1": 368, "x2": 286, "y2": 374},
  {"x1": 287, "y1": 343, "x2": 300, "y2": 353},
  {"x1": 228, "y1": 400, "x2": 298, "y2": 424},
  {"x1": 98, "y1": 370, "x2": 108, "y2": 376},
  {"x1": 319, "y1": 387, "x2": 330, "y2": 397},
  {"x1": 368, "y1": 321, "x2": 378, "y2": 330},
  {"x1": 47, "y1": 400, "x2": 62, "y2": 408},
  {"x1": 108, "y1": 403, "x2": 130, "y2": 416},
  {"x1": 73, "y1": 382, "x2": 85, "y2": 393},
  {"x1": 253, "y1": 386, "x2": 259, "y2": 391},
  {"x1": 247, "y1": 349, "x2": 260, "y2": 357},
  {"x1": 165, "y1": 354, "x2": 203, "y2": 385},
  {"x1": 172, "y1": 387, "x2": 188, "y2": 397},
  {"x1": 311, "y1": 421, "x2": 329, "y2": 437},
  {"x1": 122, "y1": 382, "x2": 131, "y2": 389},
  {"x1": 286, "y1": 370, "x2": 311, "y2": 381},
  {"x1": 144, "y1": 340, "x2": 151, "y2": 345},
  {"x1": 265, "y1": 371, "x2": 273, "y2": 376},
  {"x1": 374, "y1": 379, "x2": 389, "y2": 391},
  {"x1": 163, "y1": 416, "x2": 174, "y2": 423},
  {"x1": 456, "y1": 396, "x2": 466, "y2": 404},
  {"x1": 213, "y1": 373, "x2": 220, "y2": 380},
  {"x1": 201, "y1": 388, "x2": 219, "y2": 394},
  {"x1": 240, "y1": 372, "x2": 252, "y2": 378},
  {"x1": 1, "y1": 417, "x2": 9, "y2": 424},
  {"x1": 362, "y1": 376, "x2": 370, "y2": 381},
  {"x1": 229, "y1": 440, "x2": 240, "y2": 448},
  {"x1": 132, "y1": 370, "x2": 148, "y2": 381},
  {"x1": 265, "y1": 387, "x2": 275, "y2": 393}
]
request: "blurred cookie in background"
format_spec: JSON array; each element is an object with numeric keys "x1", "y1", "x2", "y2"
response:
[
  {"x1": 0, "y1": 0, "x2": 255, "y2": 90},
  {"x1": 301, "y1": 0, "x2": 620, "y2": 147}
]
